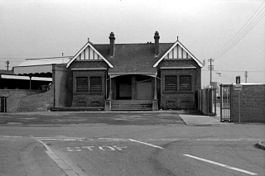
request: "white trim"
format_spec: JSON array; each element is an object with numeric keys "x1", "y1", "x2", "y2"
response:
[
  {"x1": 108, "y1": 72, "x2": 156, "y2": 78},
  {"x1": 66, "y1": 41, "x2": 113, "y2": 68},
  {"x1": 71, "y1": 68, "x2": 107, "y2": 71},
  {"x1": 1, "y1": 74, "x2": 30, "y2": 80},
  {"x1": 160, "y1": 66, "x2": 196, "y2": 69},
  {"x1": 0, "y1": 74, "x2": 52, "y2": 81},
  {"x1": 31, "y1": 77, "x2": 52, "y2": 81},
  {"x1": 233, "y1": 83, "x2": 265, "y2": 85},
  {"x1": 153, "y1": 40, "x2": 203, "y2": 67}
]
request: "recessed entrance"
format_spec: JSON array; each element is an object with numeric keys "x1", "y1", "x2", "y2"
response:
[
  {"x1": 116, "y1": 75, "x2": 132, "y2": 100},
  {"x1": 114, "y1": 75, "x2": 153, "y2": 100}
]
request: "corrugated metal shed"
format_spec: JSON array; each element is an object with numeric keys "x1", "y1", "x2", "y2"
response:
[{"x1": 13, "y1": 56, "x2": 72, "y2": 74}]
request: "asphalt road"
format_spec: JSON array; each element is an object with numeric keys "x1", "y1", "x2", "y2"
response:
[
  {"x1": 0, "y1": 113, "x2": 264, "y2": 176},
  {"x1": 34, "y1": 137, "x2": 263, "y2": 176}
]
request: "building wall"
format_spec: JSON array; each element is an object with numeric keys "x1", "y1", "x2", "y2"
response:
[
  {"x1": 53, "y1": 64, "x2": 73, "y2": 107},
  {"x1": 72, "y1": 70, "x2": 106, "y2": 107},
  {"x1": 158, "y1": 60, "x2": 201, "y2": 109},
  {"x1": 230, "y1": 84, "x2": 265, "y2": 122}
]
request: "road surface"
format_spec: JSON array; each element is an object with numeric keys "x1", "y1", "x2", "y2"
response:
[{"x1": 0, "y1": 112, "x2": 264, "y2": 176}]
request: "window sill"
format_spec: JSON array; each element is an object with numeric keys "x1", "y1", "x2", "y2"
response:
[
  {"x1": 74, "y1": 92, "x2": 103, "y2": 96},
  {"x1": 163, "y1": 91, "x2": 194, "y2": 94}
]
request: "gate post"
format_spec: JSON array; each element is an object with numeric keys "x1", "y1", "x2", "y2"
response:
[{"x1": 220, "y1": 85, "x2": 223, "y2": 121}]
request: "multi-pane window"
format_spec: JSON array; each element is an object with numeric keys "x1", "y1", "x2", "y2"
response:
[
  {"x1": 179, "y1": 75, "x2": 192, "y2": 91},
  {"x1": 90, "y1": 76, "x2": 102, "y2": 94},
  {"x1": 165, "y1": 75, "x2": 178, "y2": 92},
  {"x1": 76, "y1": 77, "x2": 88, "y2": 92}
]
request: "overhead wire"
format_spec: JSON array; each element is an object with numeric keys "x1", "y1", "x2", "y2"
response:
[{"x1": 215, "y1": 1, "x2": 265, "y2": 59}]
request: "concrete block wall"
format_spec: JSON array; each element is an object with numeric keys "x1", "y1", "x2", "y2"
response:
[{"x1": 231, "y1": 84, "x2": 265, "y2": 122}]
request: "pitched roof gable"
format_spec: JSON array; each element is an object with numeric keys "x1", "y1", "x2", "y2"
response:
[
  {"x1": 94, "y1": 43, "x2": 172, "y2": 75},
  {"x1": 153, "y1": 40, "x2": 203, "y2": 67},
  {"x1": 66, "y1": 41, "x2": 113, "y2": 68}
]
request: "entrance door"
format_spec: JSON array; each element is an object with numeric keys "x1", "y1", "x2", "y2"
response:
[
  {"x1": 136, "y1": 79, "x2": 152, "y2": 100},
  {"x1": 117, "y1": 77, "x2": 132, "y2": 99}
]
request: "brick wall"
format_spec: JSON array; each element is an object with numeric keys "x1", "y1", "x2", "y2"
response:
[
  {"x1": 159, "y1": 63, "x2": 201, "y2": 109},
  {"x1": 231, "y1": 84, "x2": 265, "y2": 122},
  {"x1": 72, "y1": 70, "x2": 106, "y2": 107}
]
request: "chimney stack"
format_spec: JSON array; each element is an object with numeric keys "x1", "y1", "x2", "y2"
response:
[
  {"x1": 109, "y1": 32, "x2": 115, "y2": 57},
  {"x1": 154, "y1": 31, "x2": 160, "y2": 56}
]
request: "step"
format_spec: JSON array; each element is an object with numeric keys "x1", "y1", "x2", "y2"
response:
[{"x1": 111, "y1": 100, "x2": 152, "y2": 111}]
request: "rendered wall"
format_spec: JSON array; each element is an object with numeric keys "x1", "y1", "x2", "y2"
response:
[{"x1": 53, "y1": 64, "x2": 73, "y2": 107}]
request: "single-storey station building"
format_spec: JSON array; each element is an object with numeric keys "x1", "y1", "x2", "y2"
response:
[{"x1": 53, "y1": 31, "x2": 203, "y2": 111}]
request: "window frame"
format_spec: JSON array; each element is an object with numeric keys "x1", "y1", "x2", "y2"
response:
[
  {"x1": 76, "y1": 77, "x2": 89, "y2": 92},
  {"x1": 179, "y1": 75, "x2": 192, "y2": 91},
  {"x1": 89, "y1": 76, "x2": 103, "y2": 95},
  {"x1": 164, "y1": 75, "x2": 178, "y2": 92}
]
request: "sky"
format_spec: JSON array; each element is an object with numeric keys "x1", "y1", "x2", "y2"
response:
[{"x1": 0, "y1": 0, "x2": 264, "y2": 86}]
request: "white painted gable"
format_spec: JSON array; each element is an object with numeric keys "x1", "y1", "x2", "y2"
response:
[
  {"x1": 153, "y1": 40, "x2": 203, "y2": 67},
  {"x1": 67, "y1": 41, "x2": 113, "y2": 68},
  {"x1": 77, "y1": 45, "x2": 102, "y2": 61},
  {"x1": 164, "y1": 44, "x2": 192, "y2": 59}
]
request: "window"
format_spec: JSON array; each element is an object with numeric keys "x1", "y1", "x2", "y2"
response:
[
  {"x1": 76, "y1": 77, "x2": 88, "y2": 92},
  {"x1": 179, "y1": 75, "x2": 192, "y2": 91},
  {"x1": 165, "y1": 75, "x2": 178, "y2": 92},
  {"x1": 90, "y1": 76, "x2": 102, "y2": 94}
]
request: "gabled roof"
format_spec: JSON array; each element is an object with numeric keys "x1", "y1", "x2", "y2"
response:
[
  {"x1": 66, "y1": 41, "x2": 113, "y2": 68},
  {"x1": 94, "y1": 43, "x2": 173, "y2": 75},
  {"x1": 153, "y1": 40, "x2": 203, "y2": 67}
]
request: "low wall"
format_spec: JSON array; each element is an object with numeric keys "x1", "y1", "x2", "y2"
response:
[
  {"x1": 231, "y1": 84, "x2": 265, "y2": 123},
  {"x1": 0, "y1": 89, "x2": 52, "y2": 112}
]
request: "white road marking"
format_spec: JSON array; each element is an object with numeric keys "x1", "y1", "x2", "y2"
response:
[
  {"x1": 98, "y1": 146, "x2": 116, "y2": 151},
  {"x1": 183, "y1": 154, "x2": 258, "y2": 176},
  {"x1": 113, "y1": 145, "x2": 128, "y2": 151},
  {"x1": 129, "y1": 138, "x2": 164, "y2": 149},
  {"x1": 82, "y1": 146, "x2": 95, "y2": 151},
  {"x1": 66, "y1": 145, "x2": 128, "y2": 152},
  {"x1": 33, "y1": 137, "x2": 87, "y2": 176}
]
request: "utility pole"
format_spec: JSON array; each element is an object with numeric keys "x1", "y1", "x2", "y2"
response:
[
  {"x1": 208, "y1": 58, "x2": 214, "y2": 87},
  {"x1": 6, "y1": 60, "x2": 10, "y2": 71},
  {"x1": 244, "y1": 70, "x2": 248, "y2": 83}
]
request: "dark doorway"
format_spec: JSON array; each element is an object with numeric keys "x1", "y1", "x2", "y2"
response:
[{"x1": 116, "y1": 76, "x2": 132, "y2": 99}]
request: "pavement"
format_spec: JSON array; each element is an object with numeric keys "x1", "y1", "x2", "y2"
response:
[{"x1": 179, "y1": 114, "x2": 222, "y2": 125}]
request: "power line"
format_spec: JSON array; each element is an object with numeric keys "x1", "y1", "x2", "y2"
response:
[{"x1": 215, "y1": 1, "x2": 265, "y2": 59}]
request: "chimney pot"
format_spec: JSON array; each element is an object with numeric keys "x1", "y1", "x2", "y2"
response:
[
  {"x1": 109, "y1": 32, "x2": 115, "y2": 56},
  {"x1": 154, "y1": 31, "x2": 160, "y2": 55}
]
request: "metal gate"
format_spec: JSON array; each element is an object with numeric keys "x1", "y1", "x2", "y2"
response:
[
  {"x1": 0, "y1": 96, "x2": 7, "y2": 112},
  {"x1": 220, "y1": 84, "x2": 231, "y2": 122}
]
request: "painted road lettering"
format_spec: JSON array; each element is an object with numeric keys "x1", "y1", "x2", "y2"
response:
[{"x1": 67, "y1": 145, "x2": 127, "y2": 152}]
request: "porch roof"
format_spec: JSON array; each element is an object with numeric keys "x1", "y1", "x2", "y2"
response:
[{"x1": 94, "y1": 43, "x2": 172, "y2": 75}]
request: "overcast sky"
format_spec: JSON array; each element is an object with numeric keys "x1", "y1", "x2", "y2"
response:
[{"x1": 0, "y1": 0, "x2": 264, "y2": 85}]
